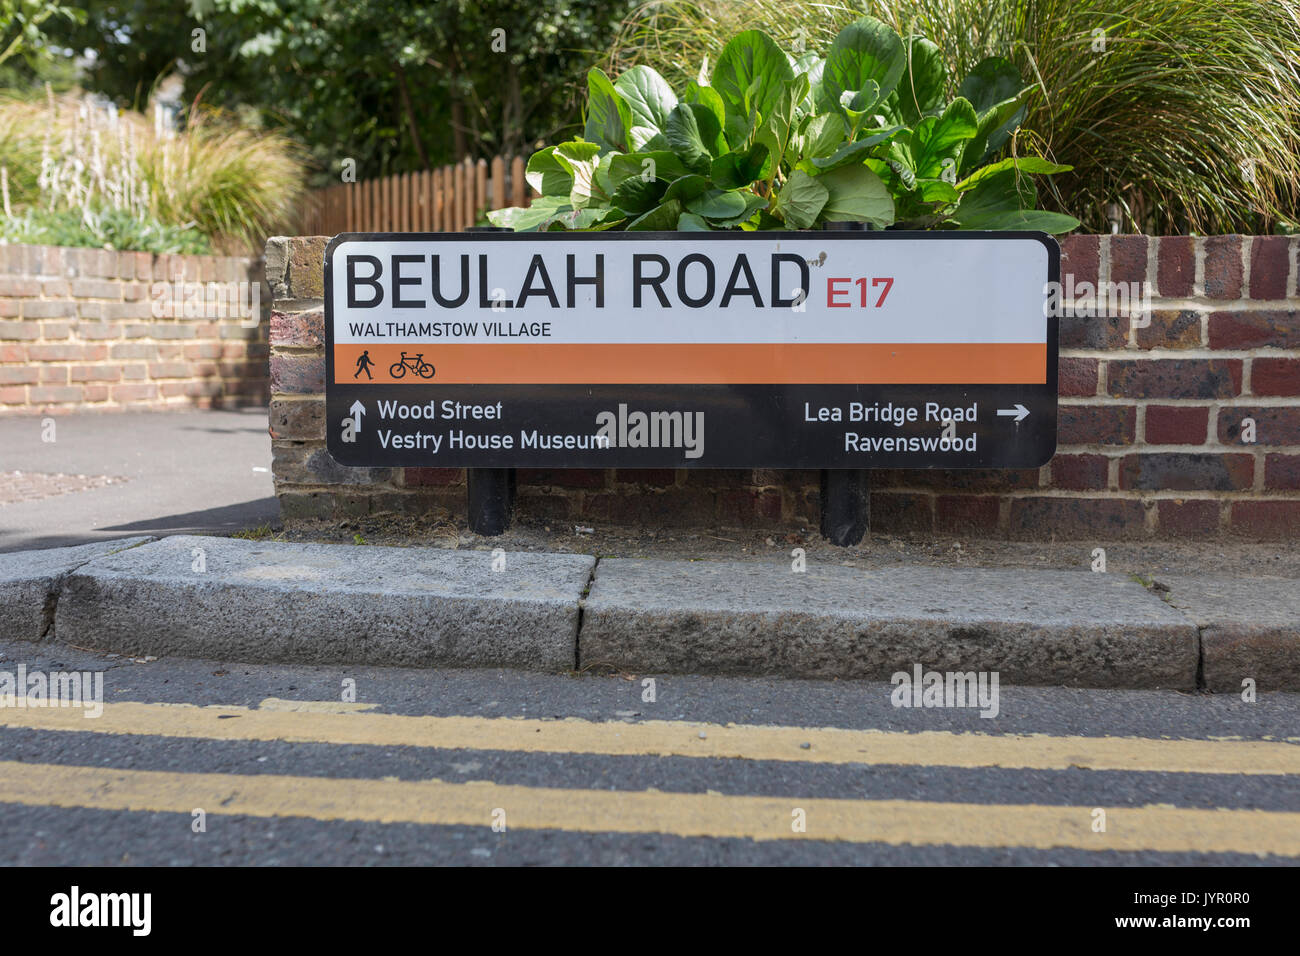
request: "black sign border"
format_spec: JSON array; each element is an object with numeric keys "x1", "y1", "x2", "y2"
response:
[{"x1": 322, "y1": 230, "x2": 1059, "y2": 470}]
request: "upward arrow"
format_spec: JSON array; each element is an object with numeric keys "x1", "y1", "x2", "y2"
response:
[{"x1": 350, "y1": 400, "x2": 366, "y2": 432}]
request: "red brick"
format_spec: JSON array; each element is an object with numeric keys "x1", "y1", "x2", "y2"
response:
[
  {"x1": 0, "y1": 367, "x2": 39, "y2": 384},
  {"x1": 581, "y1": 490, "x2": 714, "y2": 526},
  {"x1": 683, "y1": 470, "x2": 753, "y2": 488},
  {"x1": 1248, "y1": 236, "x2": 1290, "y2": 300},
  {"x1": 0, "y1": 277, "x2": 40, "y2": 296},
  {"x1": 0, "y1": 386, "x2": 27, "y2": 403},
  {"x1": 935, "y1": 495, "x2": 1000, "y2": 535},
  {"x1": 1059, "y1": 314, "x2": 1127, "y2": 349},
  {"x1": 147, "y1": 362, "x2": 190, "y2": 379},
  {"x1": 717, "y1": 488, "x2": 782, "y2": 526},
  {"x1": 1107, "y1": 359, "x2": 1241, "y2": 399},
  {"x1": 870, "y1": 492, "x2": 933, "y2": 533},
  {"x1": 1265, "y1": 454, "x2": 1300, "y2": 490},
  {"x1": 517, "y1": 468, "x2": 606, "y2": 489},
  {"x1": 1144, "y1": 405, "x2": 1209, "y2": 445},
  {"x1": 1155, "y1": 236, "x2": 1194, "y2": 297},
  {"x1": 1251, "y1": 358, "x2": 1300, "y2": 396},
  {"x1": 1050, "y1": 453, "x2": 1110, "y2": 490},
  {"x1": 1059, "y1": 235, "x2": 1100, "y2": 288},
  {"x1": 403, "y1": 467, "x2": 464, "y2": 487},
  {"x1": 1202, "y1": 236, "x2": 1243, "y2": 299},
  {"x1": 886, "y1": 469, "x2": 1040, "y2": 492},
  {"x1": 1058, "y1": 357, "x2": 1099, "y2": 396},
  {"x1": 81, "y1": 385, "x2": 110, "y2": 402},
  {"x1": 1134, "y1": 309, "x2": 1200, "y2": 350},
  {"x1": 28, "y1": 386, "x2": 82, "y2": 403},
  {"x1": 1119, "y1": 453, "x2": 1254, "y2": 491},
  {"x1": 270, "y1": 308, "x2": 324, "y2": 348},
  {"x1": 0, "y1": 343, "x2": 24, "y2": 362},
  {"x1": 111, "y1": 383, "x2": 157, "y2": 403},
  {"x1": 1009, "y1": 497, "x2": 1148, "y2": 539},
  {"x1": 1057, "y1": 404, "x2": 1135, "y2": 446},
  {"x1": 269, "y1": 353, "x2": 325, "y2": 395},
  {"x1": 1218, "y1": 406, "x2": 1300, "y2": 445},
  {"x1": 70, "y1": 366, "x2": 122, "y2": 383},
  {"x1": 1208, "y1": 310, "x2": 1299, "y2": 349},
  {"x1": 1230, "y1": 500, "x2": 1300, "y2": 538},
  {"x1": 1109, "y1": 235, "x2": 1148, "y2": 286},
  {"x1": 1157, "y1": 499, "x2": 1221, "y2": 536},
  {"x1": 0, "y1": 320, "x2": 39, "y2": 340},
  {"x1": 615, "y1": 469, "x2": 677, "y2": 487},
  {"x1": 39, "y1": 366, "x2": 66, "y2": 384}
]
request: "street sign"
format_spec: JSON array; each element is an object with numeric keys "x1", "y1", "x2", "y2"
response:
[{"x1": 324, "y1": 231, "x2": 1058, "y2": 469}]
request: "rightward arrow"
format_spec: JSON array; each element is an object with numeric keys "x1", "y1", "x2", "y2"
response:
[
  {"x1": 996, "y1": 404, "x2": 1030, "y2": 423},
  {"x1": 350, "y1": 400, "x2": 366, "y2": 432}
]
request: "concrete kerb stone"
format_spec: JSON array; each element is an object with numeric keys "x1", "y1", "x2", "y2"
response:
[
  {"x1": 1153, "y1": 574, "x2": 1300, "y2": 692},
  {"x1": 55, "y1": 535, "x2": 594, "y2": 669},
  {"x1": 579, "y1": 559, "x2": 1201, "y2": 688},
  {"x1": 0, "y1": 537, "x2": 155, "y2": 642}
]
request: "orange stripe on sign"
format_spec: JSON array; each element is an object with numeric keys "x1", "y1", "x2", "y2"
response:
[{"x1": 334, "y1": 343, "x2": 1047, "y2": 385}]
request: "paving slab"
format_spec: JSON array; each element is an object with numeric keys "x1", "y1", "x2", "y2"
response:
[
  {"x1": 0, "y1": 537, "x2": 155, "y2": 642},
  {"x1": 580, "y1": 559, "x2": 1199, "y2": 688},
  {"x1": 54, "y1": 536, "x2": 594, "y2": 669},
  {"x1": 1154, "y1": 574, "x2": 1300, "y2": 692}
]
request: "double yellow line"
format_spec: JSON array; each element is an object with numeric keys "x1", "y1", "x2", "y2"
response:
[{"x1": 2, "y1": 700, "x2": 1297, "y2": 853}]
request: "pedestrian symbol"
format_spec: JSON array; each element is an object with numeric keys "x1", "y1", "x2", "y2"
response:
[{"x1": 354, "y1": 349, "x2": 374, "y2": 379}]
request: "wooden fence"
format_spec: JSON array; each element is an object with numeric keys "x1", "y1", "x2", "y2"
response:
[{"x1": 299, "y1": 155, "x2": 532, "y2": 235}]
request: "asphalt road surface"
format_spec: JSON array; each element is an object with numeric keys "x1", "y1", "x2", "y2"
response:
[
  {"x1": 0, "y1": 408, "x2": 276, "y2": 553},
  {"x1": 1, "y1": 638, "x2": 1296, "y2": 866}
]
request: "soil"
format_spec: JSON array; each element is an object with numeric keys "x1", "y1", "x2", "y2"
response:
[{"x1": 263, "y1": 508, "x2": 1300, "y2": 580}]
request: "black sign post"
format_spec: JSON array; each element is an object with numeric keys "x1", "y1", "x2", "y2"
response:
[{"x1": 323, "y1": 230, "x2": 1059, "y2": 542}]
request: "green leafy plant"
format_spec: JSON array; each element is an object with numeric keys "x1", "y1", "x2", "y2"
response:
[
  {"x1": 489, "y1": 15, "x2": 1078, "y2": 233},
  {"x1": 604, "y1": 0, "x2": 1300, "y2": 236},
  {"x1": 0, "y1": 206, "x2": 211, "y2": 253}
]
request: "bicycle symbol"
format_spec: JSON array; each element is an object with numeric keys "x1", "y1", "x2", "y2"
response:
[{"x1": 389, "y1": 351, "x2": 435, "y2": 379}]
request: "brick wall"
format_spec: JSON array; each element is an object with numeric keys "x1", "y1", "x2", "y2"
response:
[
  {"x1": 0, "y1": 244, "x2": 269, "y2": 414},
  {"x1": 269, "y1": 234, "x2": 1300, "y2": 539}
]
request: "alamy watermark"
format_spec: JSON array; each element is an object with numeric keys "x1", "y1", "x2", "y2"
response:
[
  {"x1": 890, "y1": 664, "x2": 1000, "y2": 718},
  {"x1": 0, "y1": 664, "x2": 103, "y2": 718},
  {"x1": 149, "y1": 279, "x2": 262, "y2": 327},
  {"x1": 1044, "y1": 276, "x2": 1152, "y2": 326}
]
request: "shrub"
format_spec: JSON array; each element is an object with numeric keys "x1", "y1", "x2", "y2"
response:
[
  {"x1": 0, "y1": 89, "x2": 305, "y2": 251},
  {"x1": 490, "y1": 15, "x2": 1079, "y2": 233},
  {"x1": 604, "y1": 0, "x2": 1300, "y2": 235}
]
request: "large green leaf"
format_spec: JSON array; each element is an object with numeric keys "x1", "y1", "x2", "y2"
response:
[
  {"x1": 524, "y1": 147, "x2": 572, "y2": 198},
  {"x1": 611, "y1": 173, "x2": 668, "y2": 214},
  {"x1": 607, "y1": 151, "x2": 689, "y2": 190},
  {"x1": 614, "y1": 65, "x2": 678, "y2": 148},
  {"x1": 710, "y1": 192, "x2": 769, "y2": 227},
  {"x1": 677, "y1": 211, "x2": 713, "y2": 231},
  {"x1": 816, "y1": 163, "x2": 894, "y2": 227},
  {"x1": 665, "y1": 103, "x2": 727, "y2": 173},
  {"x1": 487, "y1": 198, "x2": 569, "y2": 231},
  {"x1": 957, "y1": 156, "x2": 1073, "y2": 191},
  {"x1": 958, "y1": 57, "x2": 1024, "y2": 114},
  {"x1": 627, "y1": 199, "x2": 683, "y2": 231},
  {"x1": 821, "y1": 16, "x2": 906, "y2": 118},
  {"x1": 952, "y1": 167, "x2": 1036, "y2": 226},
  {"x1": 711, "y1": 143, "x2": 771, "y2": 189},
  {"x1": 662, "y1": 174, "x2": 712, "y2": 203},
  {"x1": 711, "y1": 29, "x2": 794, "y2": 146},
  {"x1": 909, "y1": 97, "x2": 978, "y2": 179},
  {"x1": 802, "y1": 113, "x2": 846, "y2": 161},
  {"x1": 552, "y1": 141, "x2": 604, "y2": 207},
  {"x1": 954, "y1": 209, "x2": 1081, "y2": 233},
  {"x1": 686, "y1": 189, "x2": 750, "y2": 220},
  {"x1": 896, "y1": 36, "x2": 946, "y2": 126},
  {"x1": 960, "y1": 95, "x2": 1028, "y2": 176},
  {"x1": 584, "y1": 68, "x2": 632, "y2": 154},
  {"x1": 776, "y1": 169, "x2": 829, "y2": 228},
  {"x1": 810, "y1": 124, "x2": 904, "y2": 171}
]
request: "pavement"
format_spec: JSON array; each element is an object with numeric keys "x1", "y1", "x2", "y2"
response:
[
  {"x1": 2, "y1": 533, "x2": 1297, "y2": 691},
  {"x1": 0, "y1": 408, "x2": 276, "y2": 553},
  {"x1": 0, "y1": 639, "x2": 1296, "y2": 865}
]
